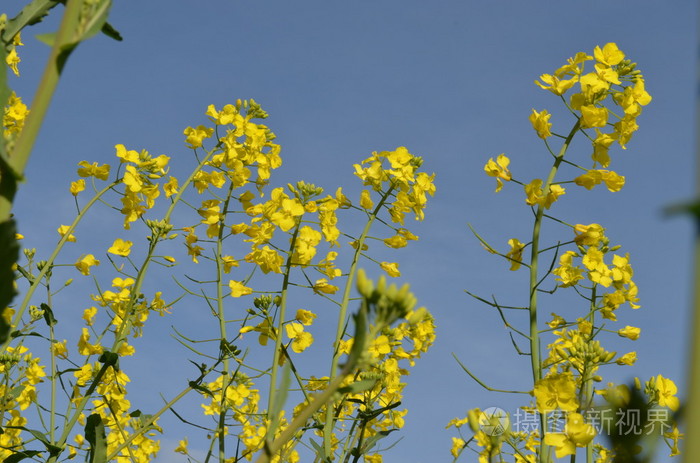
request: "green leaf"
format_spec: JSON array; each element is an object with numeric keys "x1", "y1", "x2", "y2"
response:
[
  {"x1": 76, "y1": 0, "x2": 113, "y2": 43},
  {"x1": 267, "y1": 362, "x2": 292, "y2": 440},
  {"x1": 98, "y1": 350, "x2": 119, "y2": 369},
  {"x1": 3, "y1": 426, "x2": 62, "y2": 456},
  {"x1": 308, "y1": 438, "x2": 327, "y2": 460},
  {"x1": 2, "y1": 0, "x2": 61, "y2": 44},
  {"x1": 337, "y1": 378, "x2": 377, "y2": 395},
  {"x1": 100, "y1": 21, "x2": 122, "y2": 41},
  {"x1": 35, "y1": 32, "x2": 56, "y2": 46},
  {"x1": 664, "y1": 198, "x2": 700, "y2": 219},
  {"x1": 85, "y1": 413, "x2": 107, "y2": 463},
  {"x1": 0, "y1": 220, "x2": 19, "y2": 344},
  {"x1": 3, "y1": 450, "x2": 43, "y2": 463},
  {"x1": 360, "y1": 429, "x2": 397, "y2": 454},
  {"x1": 40, "y1": 302, "x2": 57, "y2": 326}
]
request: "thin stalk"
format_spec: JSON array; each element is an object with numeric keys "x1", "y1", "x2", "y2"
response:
[
  {"x1": 267, "y1": 224, "x2": 301, "y2": 421},
  {"x1": 215, "y1": 180, "x2": 236, "y2": 462},
  {"x1": 583, "y1": 287, "x2": 597, "y2": 463},
  {"x1": 47, "y1": 282, "x2": 57, "y2": 444},
  {"x1": 529, "y1": 121, "x2": 580, "y2": 463},
  {"x1": 322, "y1": 186, "x2": 393, "y2": 455}
]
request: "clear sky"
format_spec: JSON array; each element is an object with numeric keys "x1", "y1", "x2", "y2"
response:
[{"x1": 4, "y1": 1, "x2": 697, "y2": 462}]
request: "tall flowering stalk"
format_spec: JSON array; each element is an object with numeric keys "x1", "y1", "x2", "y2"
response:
[{"x1": 450, "y1": 43, "x2": 682, "y2": 463}]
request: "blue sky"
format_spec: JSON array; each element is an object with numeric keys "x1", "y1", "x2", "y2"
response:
[{"x1": 4, "y1": 1, "x2": 698, "y2": 461}]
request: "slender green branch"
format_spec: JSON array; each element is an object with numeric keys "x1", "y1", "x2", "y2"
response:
[
  {"x1": 322, "y1": 186, "x2": 394, "y2": 455},
  {"x1": 452, "y1": 353, "x2": 529, "y2": 394},
  {"x1": 267, "y1": 224, "x2": 301, "y2": 423},
  {"x1": 529, "y1": 120, "x2": 580, "y2": 463}
]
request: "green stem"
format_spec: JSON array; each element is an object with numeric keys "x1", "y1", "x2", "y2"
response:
[
  {"x1": 322, "y1": 186, "x2": 393, "y2": 455},
  {"x1": 267, "y1": 224, "x2": 301, "y2": 422},
  {"x1": 47, "y1": 282, "x2": 57, "y2": 445},
  {"x1": 215, "y1": 181, "x2": 236, "y2": 463},
  {"x1": 0, "y1": 0, "x2": 83, "y2": 221},
  {"x1": 529, "y1": 121, "x2": 580, "y2": 463}
]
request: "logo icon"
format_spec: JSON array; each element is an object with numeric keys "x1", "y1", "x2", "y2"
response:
[{"x1": 478, "y1": 407, "x2": 509, "y2": 436}]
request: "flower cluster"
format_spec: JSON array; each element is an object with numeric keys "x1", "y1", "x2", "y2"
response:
[{"x1": 454, "y1": 44, "x2": 682, "y2": 462}]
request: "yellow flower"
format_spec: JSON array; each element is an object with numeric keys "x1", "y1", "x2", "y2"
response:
[
  {"x1": 75, "y1": 254, "x2": 100, "y2": 275},
  {"x1": 51, "y1": 340, "x2": 69, "y2": 359},
  {"x1": 70, "y1": 179, "x2": 86, "y2": 196},
  {"x1": 594, "y1": 42, "x2": 625, "y2": 66},
  {"x1": 544, "y1": 412, "x2": 595, "y2": 458},
  {"x1": 285, "y1": 322, "x2": 313, "y2": 353},
  {"x1": 4, "y1": 92, "x2": 29, "y2": 137},
  {"x1": 295, "y1": 309, "x2": 317, "y2": 326},
  {"x1": 484, "y1": 154, "x2": 512, "y2": 192},
  {"x1": 115, "y1": 144, "x2": 140, "y2": 163},
  {"x1": 313, "y1": 278, "x2": 339, "y2": 294},
  {"x1": 573, "y1": 223, "x2": 605, "y2": 247},
  {"x1": 535, "y1": 73, "x2": 578, "y2": 95},
  {"x1": 360, "y1": 189, "x2": 374, "y2": 209},
  {"x1": 534, "y1": 373, "x2": 578, "y2": 413},
  {"x1": 451, "y1": 437, "x2": 466, "y2": 458},
  {"x1": 369, "y1": 334, "x2": 391, "y2": 357},
  {"x1": 183, "y1": 125, "x2": 214, "y2": 148},
  {"x1": 57, "y1": 225, "x2": 76, "y2": 242},
  {"x1": 655, "y1": 375, "x2": 680, "y2": 411},
  {"x1": 618, "y1": 325, "x2": 640, "y2": 340},
  {"x1": 547, "y1": 313, "x2": 566, "y2": 329},
  {"x1": 78, "y1": 328, "x2": 103, "y2": 355},
  {"x1": 174, "y1": 438, "x2": 188, "y2": 455},
  {"x1": 380, "y1": 262, "x2": 401, "y2": 277},
  {"x1": 601, "y1": 170, "x2": 625, "y2": 192},
  {"x1": 83, "y1": 307, "x2": 98, "y2": 326},
  {"x1": 582, "y1": 248, "x2": 612, "y2": 287},
  {"x1": 384, "y1": 235, "x2": 407, "y2": 249},
  {"x1": 246, "y1": 246, "x2": 284, "y2": 274},
  {"x1": 164, "y1": 176, "x2": 179, "y2": 197},
  {"x1": 77, "y1": 161, "x2": 110, "y2": 180},
  {"x1": 229, "y1": 280, "x2": 253, "y2": 298},
  {"x1": 664, "y1": 426, "x2": 683, "y2": 457},
  {"x1": 6, "y1": 47, "x2": 20, "y2": 76},
  {"x1": 506, "y1": 238, "x2": 526, "y2": 271},
  {"x1": 524, "y1": 179, "x2": 565, "y2": 208},
  {"x1": 529, "y1": 109, "x2": 552, "y2": 139},
  {"x1": 580, "y1": 105, "x2": 608, "y2": 128},
  {"x1": 221, "y1": 255, "x2": 238, "y2": 273},
  {"x1": 616, "y1": 352, "x2": 637, "y2": 365},
  {"x1": 107, "y1": 238, "x2": 133, "y2": 257}
]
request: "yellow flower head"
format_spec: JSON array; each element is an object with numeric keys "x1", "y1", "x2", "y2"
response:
[
  {"x1": 107, "y1": 238, "x2": 133, "y2": 257},
  {"x1": 529, "y1": 109, "x2": 552, "y2": 139},
  {"x1": 533, "y1": 373, "x2": 579, "y2": 413},
  {"x1": 484, "y1": 154, "x2": 512, "y2": 192},
  {"x1": 75, "y1": 254, "x2": 100, "y2": 276},
  {"x1": 594, "y1": 43, "x2": 625, "y2": 67}
]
